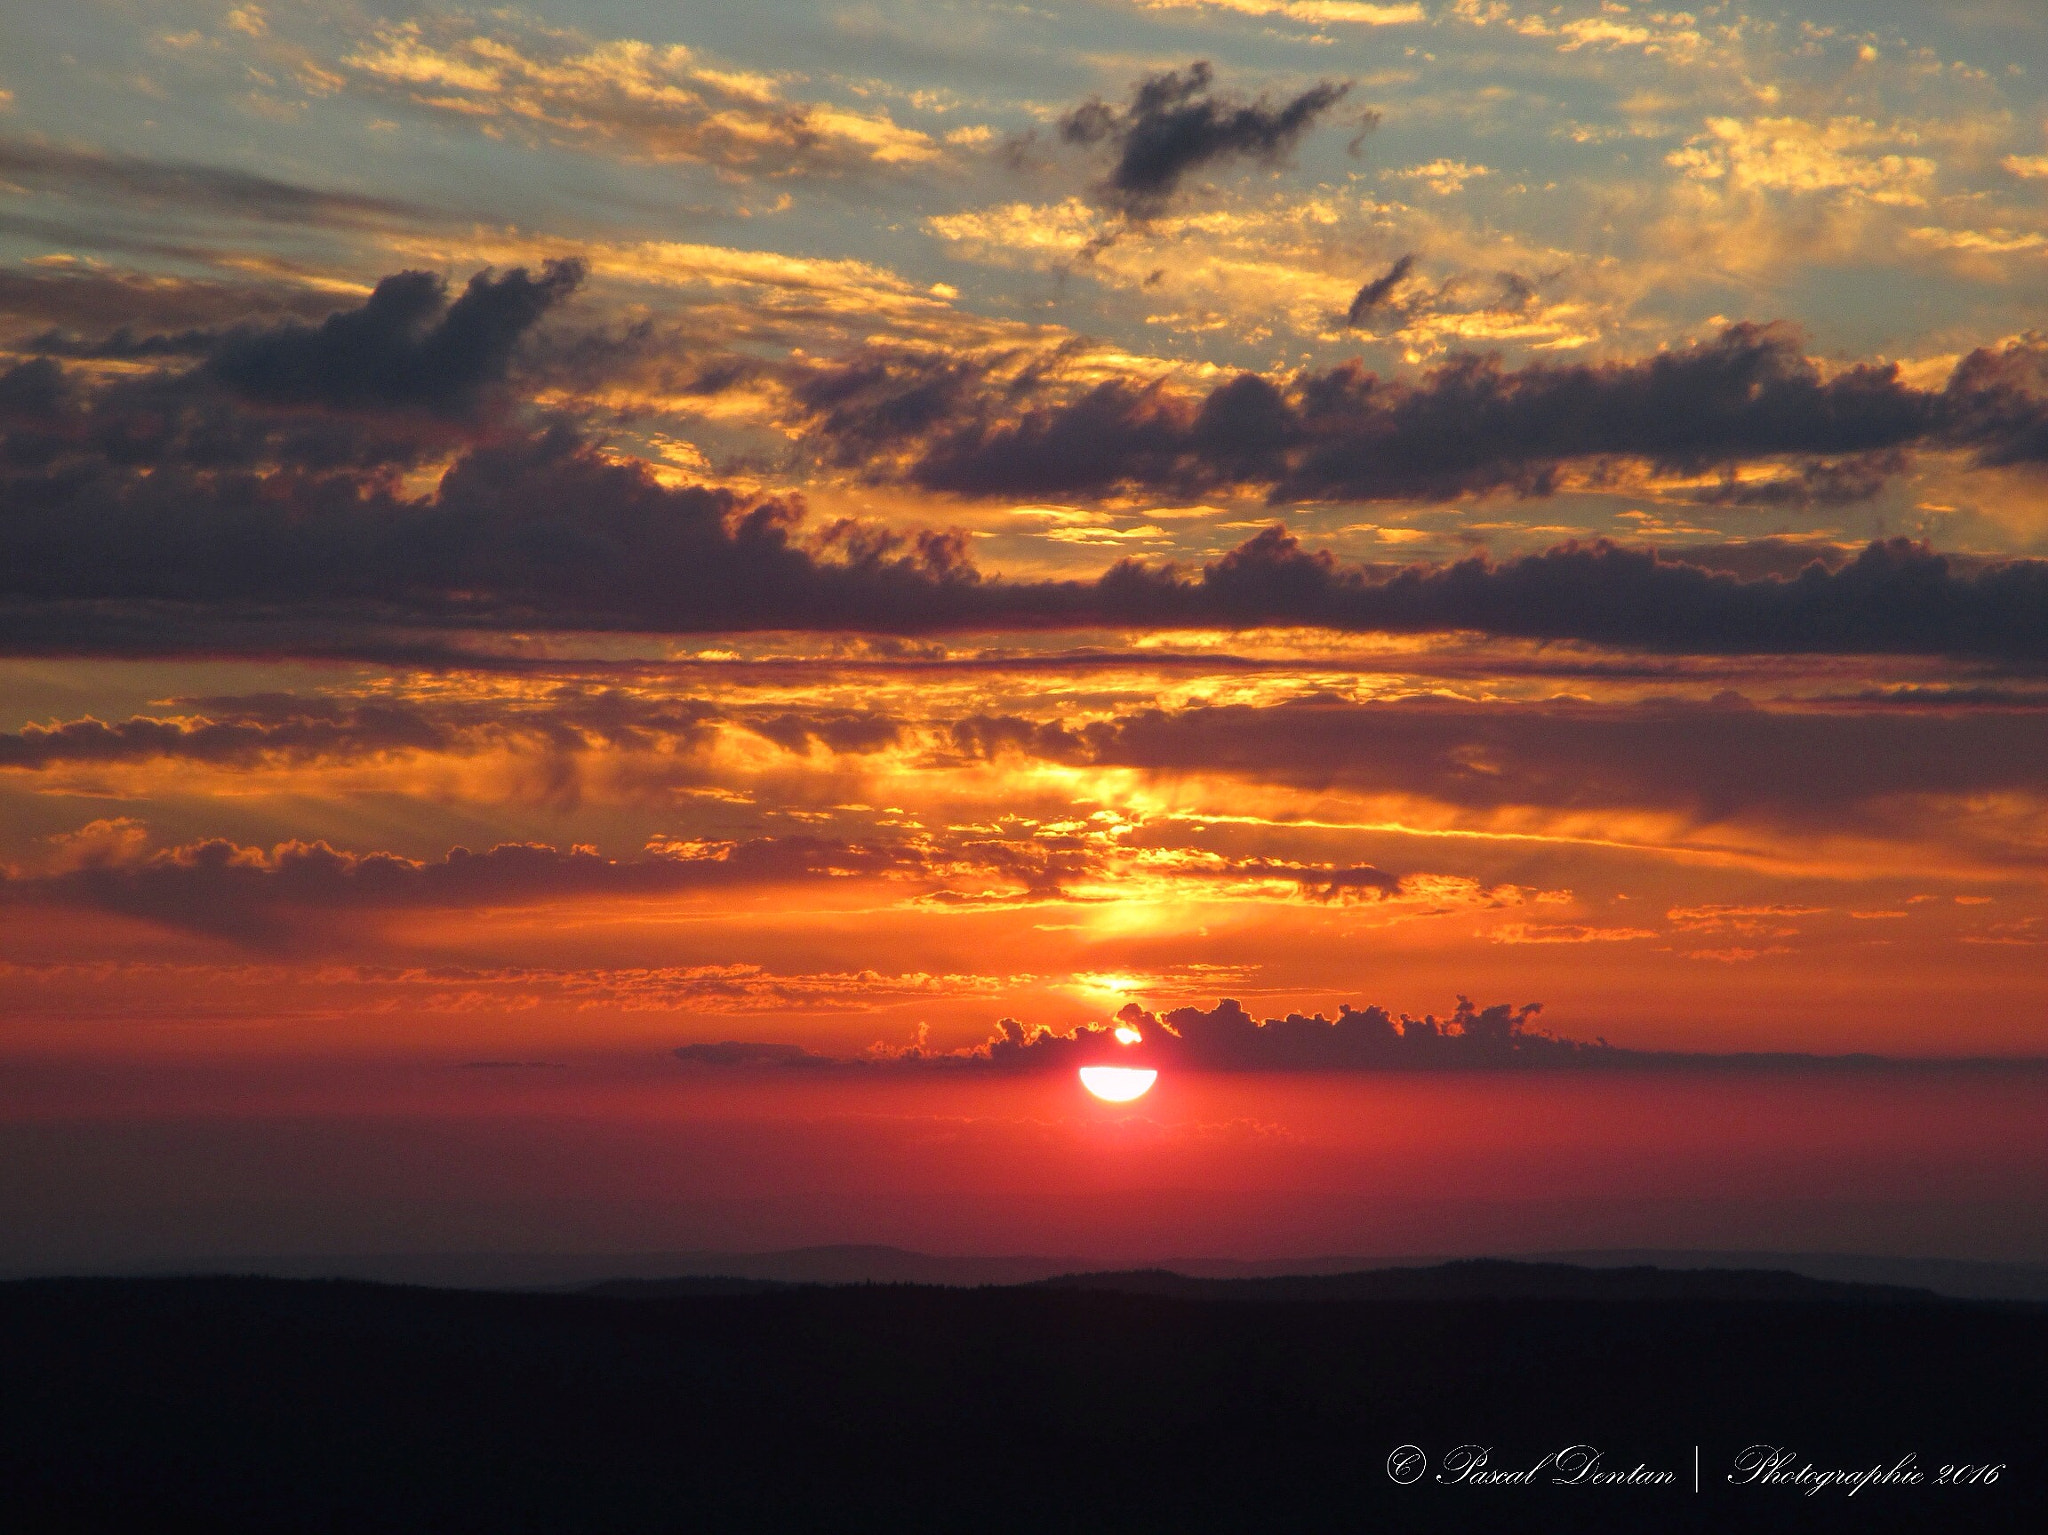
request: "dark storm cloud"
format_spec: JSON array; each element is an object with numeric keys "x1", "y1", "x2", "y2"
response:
[
  {"x1": 3, "y1": 835, "x2": 919, "y2": 945},
  {"x1": 676, "y1": 995, "x2": 1617, "y2": 1073},
  {"x1": 1346, "y1": 254, "x2": 1415, "y2": 325},
  {"x1": 1058, "y1": 62, "x2": 1351, "y2": 217},
  {"x1": 207, "y1": 262, "x2": 585, "y2": 415}
]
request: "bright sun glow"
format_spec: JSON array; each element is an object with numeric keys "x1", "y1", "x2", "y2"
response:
[
  {"x1": 1079, "y1": 1066, "x2": 1158, "y2": 1102},
  {"x1": 1113, "y1": 1025, "x2": 1143, "y2": 1045}
]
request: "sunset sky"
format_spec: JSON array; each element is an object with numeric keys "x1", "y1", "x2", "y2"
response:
[{"x1": 2, "y1": 0, "x2": 2045, "y2": 1269}]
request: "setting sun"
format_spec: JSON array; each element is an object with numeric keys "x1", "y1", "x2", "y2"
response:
[{"x1": 1079, "y1": 1066, "x2": 1159, "y2": 1102}]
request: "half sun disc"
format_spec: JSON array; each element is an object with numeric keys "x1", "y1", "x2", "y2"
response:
[{"x1": 1079, "y1": 1066, "x2": 1158, "y2": 1102}]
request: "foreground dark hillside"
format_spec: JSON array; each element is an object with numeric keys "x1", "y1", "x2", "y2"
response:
[{"x1": 0, "y1": 1268, "x2": 2040, "y2": 1534}]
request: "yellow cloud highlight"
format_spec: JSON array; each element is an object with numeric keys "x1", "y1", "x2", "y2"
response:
[
  {"x1": 1909, "y1": 227, "x2": 2046, "y2": 256},
  {"x1": 1668, "y1": 118, "x2": 1937, "y2": 205},
  {"x1": 1137, "y1": 0, "x2": 1425, "y2": 23},
  {"x1": 1490, "y1": 923, "x2": 1658, "y2": 944},
  {"x1": 1387, "y1": 160, "x2": 1494, "y2": 196},
  {"x1": 345, "y1": 17, "x2": 938, "y2": 173}
]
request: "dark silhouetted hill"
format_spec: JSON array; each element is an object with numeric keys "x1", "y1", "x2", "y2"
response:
[
  {"x1": 0, "y1": 1268, "x2": 2040, "y2": 1533},
  {"x1": 59, "y1": 1243, "x2": 2048, "y2": 1300}
]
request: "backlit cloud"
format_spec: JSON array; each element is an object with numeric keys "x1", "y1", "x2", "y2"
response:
[
  {"x1": 343, "y1": 15, "x2": 941, "y2": 175},
  {"x1": 3, "y1": 0, "x2": 2048, "y2": 1082},
  {"x1": 676, "y1": 994, "x2": 1617, "y2": 1072}
]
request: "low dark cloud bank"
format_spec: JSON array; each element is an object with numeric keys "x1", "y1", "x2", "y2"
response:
[
  {"x1": 5, "y1": 270, "x2": 2048, "y2": 658},
  {"x1": 0, "y1": 703, "x2": 454, "y2": 769},
  {"x1": 810, "y1": 323, "x2": 2047, "y2": 502},
  {"x1": 1057, "y1": 62, "x2": 1350, "y2": 217},
  {"x1": 3, "y1": 439, "x2": 2044, "y2": 654},
  {"x1": 676, "y1": 993, "x2": 2027, "y2": 1073},
  {"x1": 676, "y1": 996, "x2": 1609, "y2": 1073}
]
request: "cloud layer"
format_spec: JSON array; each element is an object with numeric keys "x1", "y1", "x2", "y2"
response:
[
  {"x1": 4, "y1": 831, "x2": 913, "y2": 945},
  {"x1": 7, "y1": 268, "x2": 2048, "y2": 659},
  {"x1": 676, "y1": 995, "x2": 1619, "y2": 1072},
  {"x1": 806, "y1": 324, "x2": 2047, "y2": 502}
]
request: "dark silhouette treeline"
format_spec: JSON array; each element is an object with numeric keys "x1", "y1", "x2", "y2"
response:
[{"x1": 0, "y1": 1266, "x2": 2040, "y2": 1533}]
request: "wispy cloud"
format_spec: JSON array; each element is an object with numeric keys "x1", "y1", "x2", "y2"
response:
[{"x1": 343, "y1": 15, "x2": 941, "y2": 175}]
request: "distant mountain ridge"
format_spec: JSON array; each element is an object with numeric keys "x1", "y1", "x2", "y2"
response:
[
  {"x1": 588, "y1": 1258, "x2": 1954, "y2": 1306},
  {"x1": 1026, "y1": 1259, "x2": 1946, "y2": 1305},
  {"x1": 19, "y1": 1242, "x2": 2048, "y2": 1301}
]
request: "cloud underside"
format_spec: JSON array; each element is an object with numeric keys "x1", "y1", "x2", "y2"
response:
[
  {"x1": 794, "y1": 322, "x2": 2048, "y2": 501},
  {"x1": 7, "y1": 692, "x2": 2045, "y2": 832},
  {"x1": 6, "y1": 817, "x2": 1470, "y2": 941},
  {"x1": 3, "y1": 492, "x2": 2042, "y2": 658},
  {"x1": 675, "y1": 995, "x2": 1889, "y2": 1072},
  {"x1": 3, "y1": 835, "x2": 922, "y2": 945},
  {"x1": 5, "y1": 272, "x2": 2048, "y2": 657}
]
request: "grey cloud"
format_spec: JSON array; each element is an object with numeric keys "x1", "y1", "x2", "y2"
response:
[
  {"x1": 947, "y1": 689, "x2": 2048, "y2": 829},
  {"x1": 0, "y1": 266, "x2": 343, "y2": 343},
  {"x1": 1346, "y1": 254, "x2": 1415, "y2": 325},
  {"x1": 5, "y1": 270, "x2": 2048, "y2": 660},
  {"x1": 5, "y1": 834, "x2": 920, "y2": 946},
  {"x1": 208, "y1": 262, "x2": 585, "y2": 416},
  {"x1": 0, "y1": 137, "x2": 433, "y2": 228},
  {"x1": 1059, "y1": 62, "x2": 1351, "y2": 217}
]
